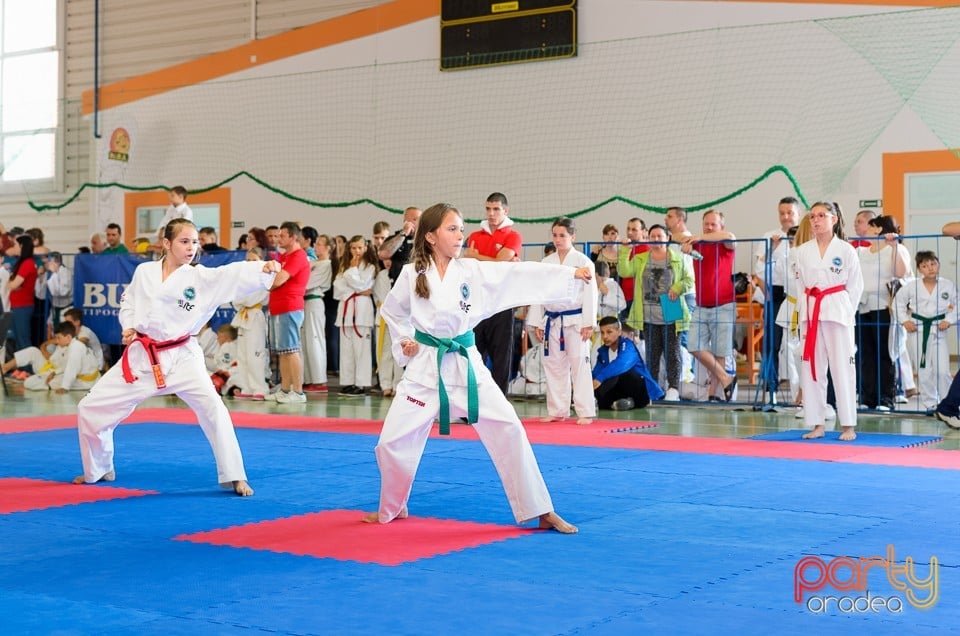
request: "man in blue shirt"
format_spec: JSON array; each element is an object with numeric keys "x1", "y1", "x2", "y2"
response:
[{"x1": 593, "y1": 316, "x2": 664, "y2": 410}]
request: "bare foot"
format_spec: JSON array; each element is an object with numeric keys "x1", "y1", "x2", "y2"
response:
[
  {"x1": 72, "y1": 470, "x2": 115, "y2": 485},
  {"x1": 232, "y1": 480, "x2": 254, "y2": 496},
  {"x1": 576, "y1": 417, "x2": 593, "y2": 426},
  {"x1": 838, "y1": 426, "x2": 857, "y2": 442},
  {"x1": 362, "y1": 506, "x2": 408, "y2": 524},
  {"x1": 801, "y1": 425, "x2": 825, "y2": 440},
  {"x1": 538, "y1": 511, "x2": 578, "y2": 534},
  {"x1": 540, "y1": 416, "x2": 563, "y2": 422}
]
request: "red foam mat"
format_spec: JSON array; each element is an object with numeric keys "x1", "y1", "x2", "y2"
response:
[
  {"x1": 174, "y1": 509, "x2": 531, "y2": 566},
  {"x1": 0, "y1": 477, "x2": 156, "y2": 514},
  {"x1": 4, "y1": 408, "x2": 957, "y2": 471}
]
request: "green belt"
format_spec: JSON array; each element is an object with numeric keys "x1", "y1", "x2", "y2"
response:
[
  {"x1": 912, "y1": 312, "x2": 946, "y2": 368},
  {"x1": 304, "y1": 294, "x2": 323, "y2": 300},
  {"x1": 414, "y1": 329, "x2": 478, "y2": 435}
]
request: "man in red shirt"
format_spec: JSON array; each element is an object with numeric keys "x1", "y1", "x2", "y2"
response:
[
  {"x1": 462, "y1": 192, "x2": 523, "y2": 393},
  {"x1": 681, "y1": 209, "x2": 738, "y2": 402},
  {"x1": 267, "y1": 221, "x2": 311, "y2": 403}
]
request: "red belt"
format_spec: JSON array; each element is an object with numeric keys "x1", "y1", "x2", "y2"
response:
[
  {"x1": 801, "y1": 284, "x2": 846, "y2": 381},
  {"x1": 122, "y1": 333, "x2": 192, "y2": 389},
  {"x1": 341, "y1": 293, "x2": 363, "y2": 338}
]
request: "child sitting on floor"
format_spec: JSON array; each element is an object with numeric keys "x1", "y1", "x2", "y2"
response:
[{"x1": 2, "y1": 321, "x2": 100, "y2": 392}]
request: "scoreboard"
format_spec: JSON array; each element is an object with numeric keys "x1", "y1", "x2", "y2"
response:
[{"x1": 440, "y1": 0, "x2": 577, "y2": 71}]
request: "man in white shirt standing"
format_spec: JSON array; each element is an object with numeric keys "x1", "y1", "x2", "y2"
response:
[{"x1": 754, "y1": 197, "x2": 800, "y2": 394}]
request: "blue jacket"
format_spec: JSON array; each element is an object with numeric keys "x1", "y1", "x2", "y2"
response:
[{"x1": 593, "y1": 336, "x2": 665, "y2": 401}]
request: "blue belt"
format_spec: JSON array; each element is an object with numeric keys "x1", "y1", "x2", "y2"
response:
[
  {"x1": 544, "y1": 308, "x2": 582, "y2": 356},
  {"x1": 414, "y1": 329, "x2": 478, "y2": 435},
  {"x1": 912, "y1": 312, "x2": 946, "y2": 368}
]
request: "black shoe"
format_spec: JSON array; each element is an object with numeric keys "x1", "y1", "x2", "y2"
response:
[
  {"x1": 351, "y1": 386, "x2": 367, "y2": 396},
  {"x1": 338, "y1": 385, "x2": 356, "y2": 395},
  {"x1": 611, "y1": 398, "x2": 635, "y2": 411},
  {"x1": 723, "y1": 376, "x2": 738, "y2": 402}
]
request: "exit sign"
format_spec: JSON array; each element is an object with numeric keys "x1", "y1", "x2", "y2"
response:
[{"x1": 858, "y1": 199, "x2": 882, "y2": 208}]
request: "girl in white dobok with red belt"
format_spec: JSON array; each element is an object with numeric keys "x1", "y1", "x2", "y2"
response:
[
  {"x1": 74, "y1": 219, "x2": 280, "y2": 495},
  {"x1": 795, "y1": 202, "x2": 863, "y2": 441}
]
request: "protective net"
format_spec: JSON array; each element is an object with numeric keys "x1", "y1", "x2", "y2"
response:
[{"x1": 33, "y1": 6, "x2": 960, "y2": 222}]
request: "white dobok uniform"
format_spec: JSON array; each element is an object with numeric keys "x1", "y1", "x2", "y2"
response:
[
  {"x1": 375, "y1": 259, "x2": 583, "y2": 525},
  {"x1": 18, "y1": 339, "x2": 100, "y2": 391},
  {"x1": 894, "y1": 276, "x2": 958, "y2": 409},
  {"x1": 527, "y1": 249, "x2": 598, "y2": 419},
  {"x1": 795, "y1": 237, "x2": 863, "y2": 429},
  {"x1": 373, "y1": 268, "x2": 403, "y2": 393},
  {"x1": 302, "y1": 258, "x2": 331, "y2": 385},
  {"x1": 597, "y1": 276, "x2": 626, "y2": 321},
  {"x1": 76, "y1": 259, "x2": 276, "y2": 485},
  {"x1": 78, "y1": 324, "x2": 105, "y2": 371},
  {"x1": 774, "y1": 252, "x2": 801, "y2": 400},
  {"x1": 334, "y1": 263, "x2": 376, "y2": 388},
  {"x1": 231, "y1": 288, "x2": 271, "y2": 396}
]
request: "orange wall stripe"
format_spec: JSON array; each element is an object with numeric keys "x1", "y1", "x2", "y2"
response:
[
  {"x1": 882, "y1": 149, "x2": 960, "y2": 230},
  {"x1": 82, "y1": 0, "x2": 438, "y2": 115},
  {"x1": 83, "y1": 0, "x2": 954, "y2": 116}
]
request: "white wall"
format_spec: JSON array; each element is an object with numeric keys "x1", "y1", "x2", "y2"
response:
[{"x1": 90, "y1": 0, "x2": 955, "y2": 274}]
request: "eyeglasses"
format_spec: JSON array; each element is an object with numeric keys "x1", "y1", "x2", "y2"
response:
[{"x1": 810, "y1": 212, "x2": 834, "y2": 220}]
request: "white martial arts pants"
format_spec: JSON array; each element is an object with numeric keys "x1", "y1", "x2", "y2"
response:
[
  {"x1": 76, "y1": 341, "x2": 247, "y2": 485},
  {"x1": 907, "y1": 330, "x2": 952, "y2": 409},
  {"x1": 301, "y1": 298, "x2": 328, "y2": 385},
  {"x1": 339, "y1": 326, "x2": 372, "y2": 387},
  {"x1": 235, "y1": 325, "x2": 270, "y2": 395},
  {"x1": 373, "y1": 375, "x2": 553, "y2": 525},
  {"x1": 800, "y1": 321, "x2": 858, "y2": 429},
  {"x1": 542, "y1": 323, "x2": 596, "y2": 418},
  {"x1": 377, "y1": 324, "x2": 404, "y2": 392}
]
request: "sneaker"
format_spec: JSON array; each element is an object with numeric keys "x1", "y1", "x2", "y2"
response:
[
  {"x1": 794, "y1": 407, "x2": 805, "y2": 419},
  {"x1": 338, "y1": 385, "x2": 357, "y2": 395},
  {"x1": 303, "y1": 384, "x2": 328, "y2": 392},
  {"x1": 350, "y1": 386, "x2": 367, "y2": 396},
  {"x1": 934, "y1": 410, "x2": 960, "y2": 430},
  {"x1": 894, "y1": 394, "x2": 909, "y2": 404},
  {"x1": 264, "y1": 391, "x2": 281, "y2": 402},
  {"x1": 877, "y1": 405, "x2": 891, "y2": 412},
  {"x1": 663, "y1": 388, "x2": 680, "y2": 402},
  {"x1": 276, "y1": 390, "x2": 306, "y2": 404},
  {"x1": 611, "y1": 397, "x2": 635, "y2": 411}
]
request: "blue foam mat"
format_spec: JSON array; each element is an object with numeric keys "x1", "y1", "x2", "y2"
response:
[
  {"x1": 747, "y1": 430, "x2": 943, "y2": 447},
  {"x1": 0, "y1": 423, "x2": 957, "y2": 634}
]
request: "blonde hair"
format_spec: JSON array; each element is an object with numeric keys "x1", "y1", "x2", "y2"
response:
[{"x1": 793, "y1": 213, "x2": 813, "y2": 247}]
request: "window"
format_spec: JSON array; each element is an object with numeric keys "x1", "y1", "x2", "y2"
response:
[{"x1": 1, "y1": 0, "x2": 58, "y2": 186}]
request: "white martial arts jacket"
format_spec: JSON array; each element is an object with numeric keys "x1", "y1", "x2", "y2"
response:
[
  {"x1": 334, "y1": 263, "x2": 376, "y2": 328},
  {"x1": 527, "y1": 249, "x2": 598, "y2": 331},
  {"x1": 893, "y1": 277, "x2": 958, "y2": 327},
  {"x1": 795, "y1": 236, "x2": 863, "y2": 328},
  {"x1": 381, "y1": 259, "x2": 583, "y2": 389},
  {"x1": 119, "y1": 260, "x2": 276, "y2": 342}
]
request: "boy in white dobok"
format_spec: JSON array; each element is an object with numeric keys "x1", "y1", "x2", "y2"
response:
[
  {"x1": 528, "y1": 217, "x2": 598, "y2": 425},
  {"x1": 894, "y1": 251, "x2": 958, "y2": 411}
]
